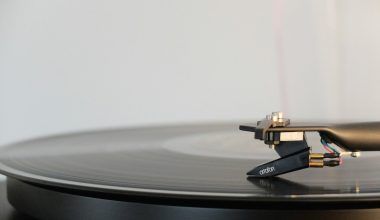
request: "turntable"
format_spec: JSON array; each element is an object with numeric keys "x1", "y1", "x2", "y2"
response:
[{"x1": 1, "y1": 112, "x2": 380, "y2": 219}]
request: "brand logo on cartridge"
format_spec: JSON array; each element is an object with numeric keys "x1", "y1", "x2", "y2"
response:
[{"x1": 259, "y1": 166, "x2": 275, "y2": 175}]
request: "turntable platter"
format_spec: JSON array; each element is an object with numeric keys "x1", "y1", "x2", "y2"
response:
[{"x1": 0, "y1": 123, "x2": 380, "y2": 203}]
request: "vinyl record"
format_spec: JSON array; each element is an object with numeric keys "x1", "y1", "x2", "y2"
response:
[{"x1": 1, "y1": 123, "x2": 380, "y2": 205}]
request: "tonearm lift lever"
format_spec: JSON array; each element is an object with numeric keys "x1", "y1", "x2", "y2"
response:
[{"x1": 240, "y1": 112, "x2": 380, "y2": 177}]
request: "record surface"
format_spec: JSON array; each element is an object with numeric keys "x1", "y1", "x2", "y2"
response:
[{"x1": 0, "y1": 123, "x2": 380, "y2": 203}]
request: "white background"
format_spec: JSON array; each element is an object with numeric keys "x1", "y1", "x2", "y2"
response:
[{"x1": 1, "y1": 0, "x2": 380, "y2": 147}]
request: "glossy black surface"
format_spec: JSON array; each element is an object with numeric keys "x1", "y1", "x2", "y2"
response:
[
  {"x1": 0, "y1": 179, "x2": 35, "y2": 220},
  {"x1": 7, "y1": 178, "x2": 380, "y2": 220},
  {"x1": 1, "y1": 123, "x2": 380, "y2": 204}
]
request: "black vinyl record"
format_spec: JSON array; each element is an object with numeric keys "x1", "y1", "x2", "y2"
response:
[{"x1": 1, "y1": 123, "x2": 380, "y2": 205}]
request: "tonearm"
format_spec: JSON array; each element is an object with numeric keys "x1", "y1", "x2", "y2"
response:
[{"x1": 240, "y1": 112, "x2": 380, "y2": 177}]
